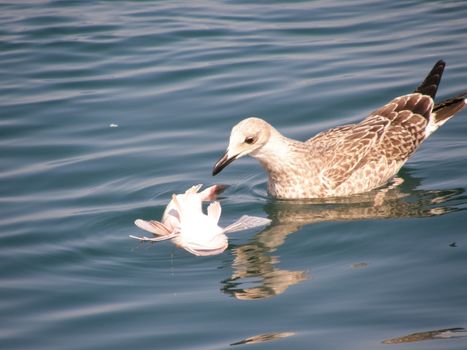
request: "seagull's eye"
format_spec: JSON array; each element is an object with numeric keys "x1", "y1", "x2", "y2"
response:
[{"x1": 244, "y1": 136, "x2": 255, "y2": 144}]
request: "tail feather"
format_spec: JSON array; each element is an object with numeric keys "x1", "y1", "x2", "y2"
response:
[
  {"x1": 433, "y1": 92, "x2": 467, "y2": 124},
  {"x1": 415, "y1": 60, "x2": 445, "y2": 99}
]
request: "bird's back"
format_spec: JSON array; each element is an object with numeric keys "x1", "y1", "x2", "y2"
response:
[{"x1": 305, "y1": 93, "x2": 434, "y2": 197}]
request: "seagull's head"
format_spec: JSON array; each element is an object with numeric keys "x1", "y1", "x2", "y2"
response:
[{"x1": 212, "y1": 117, "x2": 272, "y2": 176}]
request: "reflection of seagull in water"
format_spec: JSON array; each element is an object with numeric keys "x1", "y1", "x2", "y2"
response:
[
  {"x1": 263, "y1": 172, "x2": 464, "y2": 227},
  {"x1": 213, "y1": 60, "x2": 466, "y2": 199},
  {"x1": 221, "y1": 176, "x2": 464, "y2": 300}
]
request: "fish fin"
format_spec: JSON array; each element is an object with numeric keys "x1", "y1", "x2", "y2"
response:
[
  {"x1": 207, "y1": 201, "x2": 222, "y2": 223},
  {"x1": 223, "y1": 215, "x2": 271, "y2": 234},
  {"x1": 129, "y1": 232, "x2": 178, "y2": 242},
  {"x1": 134, "y1": 219, "x2": 172, "y2": 236}
]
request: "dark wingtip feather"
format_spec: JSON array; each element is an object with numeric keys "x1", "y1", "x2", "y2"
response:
[
  {"x1": 433, "y1": 92, "x2": 467, "y2": 123},
  {"x1": 414, "y1": 60, "x2": 446, "y2": 99}
]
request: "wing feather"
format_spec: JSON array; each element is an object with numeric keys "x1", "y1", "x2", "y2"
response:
[
  {"x1": 134, "y1": 219, "x2": 172, "y2": 236},
  {"x1": 223, "y1": 215, "x2": 271, "y2": 234},
  {"x1": 310, "y1": 93, "x2": 433, "y2": 189},
  {"x1": 207, "y1": 201, "x2": 222, "y2": 224}
]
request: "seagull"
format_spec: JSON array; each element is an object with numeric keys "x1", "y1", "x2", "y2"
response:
[
  {"x1": 131, "y1": 184, "x2": 271, "y2": 256},
  {"x1": 212, "y1": 60, "x2": 466, "y2": 199}
]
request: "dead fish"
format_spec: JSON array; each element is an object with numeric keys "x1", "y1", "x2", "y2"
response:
[{"x1": 130, "y1": 184, "x2": 271, "y2": 256}]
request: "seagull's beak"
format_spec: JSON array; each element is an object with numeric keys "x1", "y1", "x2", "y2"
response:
[{"x1": 212, "y1": 151, "x2": 237, "y2": 176}]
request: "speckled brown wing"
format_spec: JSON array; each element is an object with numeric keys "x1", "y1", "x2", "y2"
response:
[
  {"x1": 368, "y1": 93, "x2": 433, "y2": 160},
  {"x1": 307, "y1": 117, "x2": 388, "y2": 189},
  {"x1": 309, "y1": 93, "x2": 434, "y2": 189}
]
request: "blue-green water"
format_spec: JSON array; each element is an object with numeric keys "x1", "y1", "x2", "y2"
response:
[{"x1": 1, "y1": 1, "x2": 467, "y2": 349}]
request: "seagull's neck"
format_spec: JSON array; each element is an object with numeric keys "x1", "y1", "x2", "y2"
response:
[
  {"x1": 252, "y1": 129, "x2": 307, "y2": 174},
  {"x1": 249, "y1": 127, "x2": 322, "y2": 198}
]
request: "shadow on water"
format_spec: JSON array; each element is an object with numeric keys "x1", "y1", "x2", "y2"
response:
[{"x1": 221, "y1": 169, "x2": 466, "y2": 300}]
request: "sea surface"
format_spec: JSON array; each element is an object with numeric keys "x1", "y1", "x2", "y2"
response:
[{"x1": 1, "y1": 1, "x2": 467, "y2": 349}]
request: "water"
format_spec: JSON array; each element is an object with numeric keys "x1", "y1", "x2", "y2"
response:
[{"x1": 1, "y1": 1, "x2": 467, "y2": 349}]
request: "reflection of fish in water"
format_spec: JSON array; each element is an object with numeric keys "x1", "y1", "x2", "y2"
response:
[
  {"x1": 382, "y1": 327, "x2": 466, "y2": 344},
  {"x1": 130, "y1": 184, "x2": 271, "y2": 256}
]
